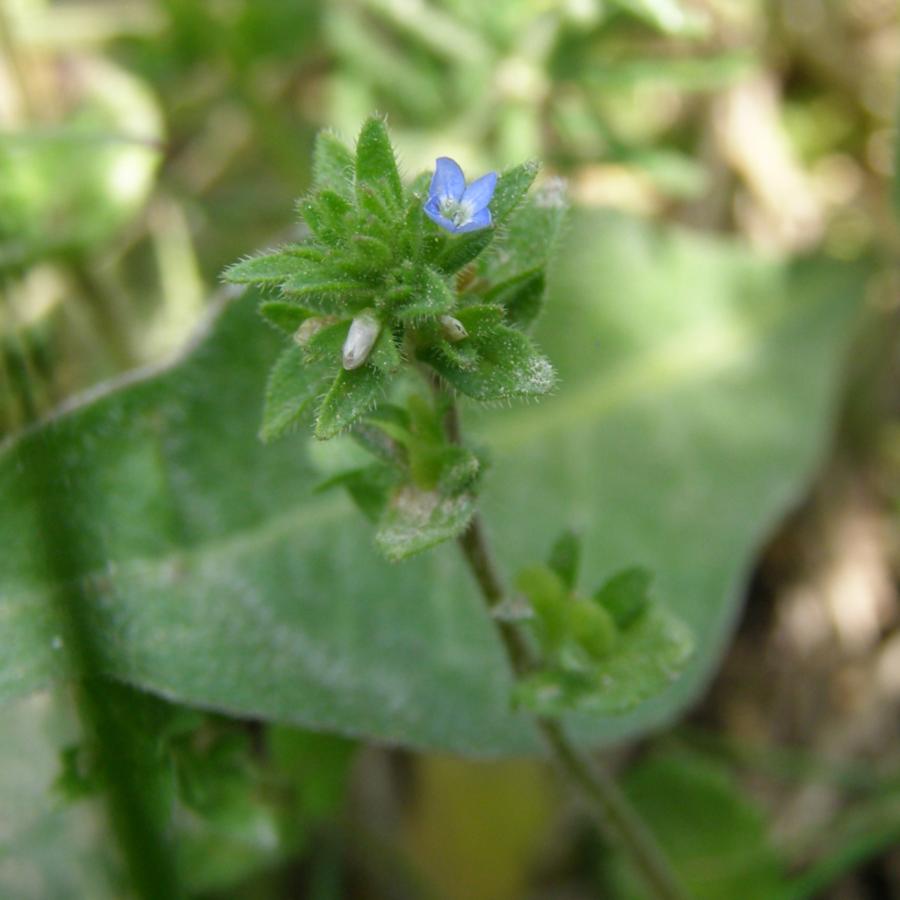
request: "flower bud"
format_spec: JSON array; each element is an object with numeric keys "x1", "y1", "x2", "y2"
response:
[
  {"x1": 342, "y1": 310, "x2": 381, "y2": 370},
  {"x1": 439, "y1": 315, "x2": 468, "y2": 343}
]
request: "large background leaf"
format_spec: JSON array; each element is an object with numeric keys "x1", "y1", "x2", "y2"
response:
[{"x1": 0, "y1": 210, "x2": 861, "y2": 755}]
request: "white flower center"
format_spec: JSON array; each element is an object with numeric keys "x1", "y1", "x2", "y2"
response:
[{"x1": 438, "y1": 194, "x2": 475, "y2": 228}]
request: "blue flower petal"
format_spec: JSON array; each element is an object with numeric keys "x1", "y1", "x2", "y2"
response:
[
  {"x1": 461, "y1": 171, "x2": 497, "y2": 212},
  {"x1": 424, "y1": 199, "x2": 460, "y2": 232},
  {"x1": 429, "y1": 157, "x2": 466, "y2": 203},
  {"x1": 454, "y1": 207, "x2": 492, "y2": 233}
]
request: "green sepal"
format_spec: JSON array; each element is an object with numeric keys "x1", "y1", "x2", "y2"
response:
[
  {"x1": 355, "y1": 116, "x2": 404, "y2": 210},
  {"x1": 375, "y1": 483, "x2": 476, "y2": 562},
  {"x1": 547, "y1": 529, "x2": 581, "y2": 591},
  {"x1": 260, "y1": 346, "x2": 333, "y2": 443},
  {"x1": 394, "y1": 266, "x2": 455, "y2": 320},
  {"x1": 312, "y1": 130, "x2": 354, "y2": 199},
  {"x1": 258, "y1": 301, "x2": 313, "y2": 335},
  {"x1": 490, "y1": 160, "x2": 539, "y2": 224},
  {"x1": 315, "y1": 365, "x2": 386, "y2": 440},
  {"x1": 421, "y1": 305, "x2": 556, "y2": 401},
  {"x1": 593, "y1": 567, "x2": 653, "y2": 630},
  {"x1": 222, "y1": 245, "x2": 323, "y2": 285}
]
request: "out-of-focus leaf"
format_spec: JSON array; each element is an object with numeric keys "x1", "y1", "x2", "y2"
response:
[
  {"x1": 612, "y1": 753, "x2": 786, "y2": 899},
  {"x1": 0, "y1": 212, "x2": 862, "y2": 755}
]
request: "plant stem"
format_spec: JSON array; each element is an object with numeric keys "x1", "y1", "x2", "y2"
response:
[{"x1": 440, "y1": 392, "x2": 691, "y2": 900}]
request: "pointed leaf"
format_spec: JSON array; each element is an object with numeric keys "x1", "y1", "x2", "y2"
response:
[
  {"x1": 394, "y1": 267, "x2": 455, "y2": 320},
  {"x1": 222, "y1": 246, "x2": 322, "y2": 286},
  {"x1": 261, "y1": 346, "x2": 332, "y2": 443},
  {"x1": 315, "y1": 365, "x2": 386, "y2": 440},
  {"x1": 258, "y1": 301, "x2": 313, "y2": 335},
  {"x1": 355, "y1": 116, "x2": 403, "y2": 209},
  {"x1": 312, "y1": 131, "x2": 354, "y2": 199},
  {"x1": 490, "y1": 160, "x2": 539, "y2": 224}
]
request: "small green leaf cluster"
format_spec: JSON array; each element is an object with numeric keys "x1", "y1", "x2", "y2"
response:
[
  {"x1": 318, "y1": 393, "x2": 483, "y2": 562},
  {"x1": 222, "y1": 115, "x2": 564, "y2": 443},
  {"x1": 513, "y1": 532, "x2": 694, "y2": 716}
]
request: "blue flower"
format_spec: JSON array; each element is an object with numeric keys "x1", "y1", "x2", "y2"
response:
[{"x1": 424, "y1": 157, "x2": 497, "y2": 234}]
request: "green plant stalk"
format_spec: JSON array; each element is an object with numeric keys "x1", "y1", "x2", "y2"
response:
[
  {"x1": 3, "y1": 296, "x2": 181, "y2": 899},
  {"x1": 440, "y1": 393, "x2": 691, "y2": 900}
]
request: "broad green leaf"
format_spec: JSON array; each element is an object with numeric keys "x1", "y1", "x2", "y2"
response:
[
  {"x1": 613, "y1": 753, "x2": 785, "y2": 899},
  {"x1": 354, "y1": 116, "x2": 403, "y2": 209},
  {"x1": 311, "y1": 130, "x2": 354, "y2": 199},
  {"x1": 376, "y1": 484, "x2": 477, "y2": 562},
  {"x1": 0, "y1": 212, "x2": 863, "y2": 755},
  {"x1": 261, "y1": 345, "x2": 331, "y2": 443}
]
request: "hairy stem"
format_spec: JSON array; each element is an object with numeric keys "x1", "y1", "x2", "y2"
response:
[{"x1": 440, "y1": 390, "x2": 690, "y2": 900}]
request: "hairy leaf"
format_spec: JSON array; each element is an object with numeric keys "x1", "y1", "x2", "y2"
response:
[{"x1": 0, "y1": 212, "x2": 863, "y2": 755}]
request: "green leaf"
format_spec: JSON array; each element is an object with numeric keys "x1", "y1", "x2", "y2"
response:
[
  {"x1": 312, "y1": 130, "x2": 354, "y2": 199},
  {"x1": 433, "y1": 228, "x2": 494, "y2": 275},
  {"x1": 280, "y1": 269, "x2": 373, "y2": 314},
  {"x1": 515, "y1": 603, "x2": 693, "y2": 716},
  {"x1": 394, "y1": 266, "x2": 455, "y2": 320},
  {"x1": 594, "y1": 567, "x2": 653, "y2": 630},
  {"x1": 612, "y1": 753, "x2": 785, "y2": 900},
  {"x1": 222, "y1": 246, "x2": 322, "y2": 285},
  {"x1": 315, "y1": 365, "x2": 386, "y2": 440},
  {"x1": 258, "y1": 301, "x2": 312, "y2": 335},
  {"x1": 422, "y1": 306, "x2": 556, "y2": 402},
  {"x1": 261, "y1": 345, "x2": 332, "y2": 443},
  {"x1": 490, "y1": 160, "x2": 539, "y2": 224},
  {"x1": 354, "y1": 115, "x2": 403, "y2": 210},
  {"x1": 485, "y1": 270, "x2": 546, "y2": 330},
  {"x1": 375, "y1": 483, "x2": 476, "y2": 562},
  {"x1": 610, "y1": 0, "x2": 705, "y2": 35},
  {"x1": 0, "y1": 212, "x2": 863, "y2": 755},
  {"x1": 547, "y1": 530, "x2": 581, "y2": 591}
]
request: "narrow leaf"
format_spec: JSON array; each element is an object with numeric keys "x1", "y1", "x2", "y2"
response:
[
  {"x1": 490, "y1": 160, "x2": 539, "y2": 224},
  {"x1": 394, "y1": 267, "x2": 455, "y2": 320},
  {"x1": 312, "y1": 131, "x2": 354, "y2": 199},
  {"x1": 223, "y1": 246, "x2": 321, "y2": 286},
  {"x1": 261, "y1": 346, "x2": 332, "y2": 443},
  {"x1": 259, "y1": 301, "x2": 313, "y2": 335},
  {"x1": 355, "y1": 116, "x2": 403, "y2": 209},
  {"x1": 315, "y1": 365, "x2": 386, "y2": 440}
]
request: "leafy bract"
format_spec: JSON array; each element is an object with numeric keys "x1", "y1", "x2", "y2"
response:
[{"x1": 0, "y1": 211, "x2": 862, "y2": 755}]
